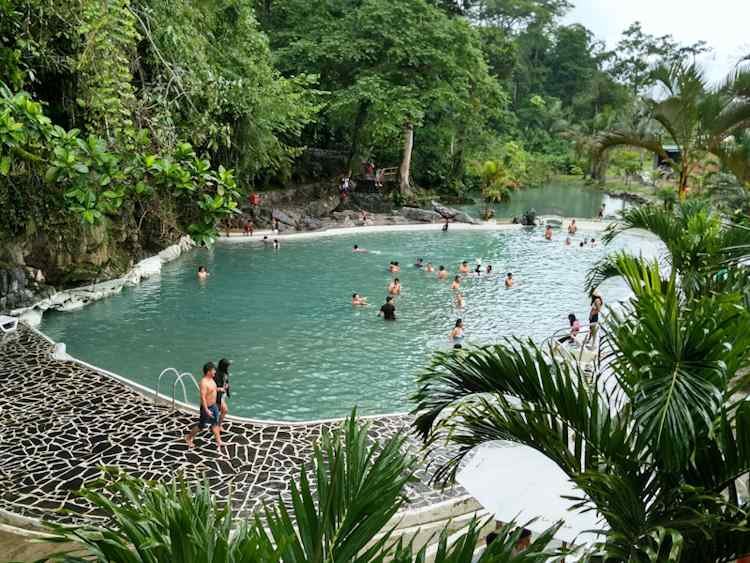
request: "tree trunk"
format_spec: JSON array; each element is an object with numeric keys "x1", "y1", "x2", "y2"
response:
[
  {"x1": 347, "y1": 101, "x2": 369, "y2": 174},
  {"x1": 399, "y1": 122, "x2": 414, "y2": 193},
  {"x1": 678, "y1": 162, "x2": 689, "y2": 200}
]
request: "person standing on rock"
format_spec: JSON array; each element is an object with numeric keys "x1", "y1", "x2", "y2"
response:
[{"x1": 185, "y1": 362, "x2": 224, "y2": 453}]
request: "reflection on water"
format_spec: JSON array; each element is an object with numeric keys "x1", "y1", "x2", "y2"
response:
[
  {"x1": 460, "y1": 183, "x2": 629, "y2": 219},
  {"x1": 42, "y1": 227, "x2": 659, "y2": 420}
]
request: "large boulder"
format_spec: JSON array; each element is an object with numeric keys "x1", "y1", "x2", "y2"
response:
[
  {"x1": 431, "y1": 201, "x2": 458, "y2": 219},
  {"x1": 299, "y1": 216, "x2": 324, "y2": 231},
  {"x1": 271, "y1": 208, "x2": 298, "y2": 227},
  {"x1": 400, "y1": 207, "x2": 442, "y2": 222},
  {"x1": 453, "y1": 211, "x2": 480, "y2": 225}
]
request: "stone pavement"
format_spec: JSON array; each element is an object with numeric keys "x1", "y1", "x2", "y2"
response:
[{"x1": 0, "y1": 325, "x2": 463, "y2": 525}]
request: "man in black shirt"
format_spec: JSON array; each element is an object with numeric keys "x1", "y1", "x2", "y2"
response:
[{"x1": 378, "y1": 296, "x2": 396, "y2": 321}]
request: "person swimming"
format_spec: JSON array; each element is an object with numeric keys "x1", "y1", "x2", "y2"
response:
[
  {"x1": 474, "y1": 264, "x2": 481, "y2": 276},
  {"x1": 579, "y1": 241, "x2": 585, "y2": 248},
  {"x1": 565, "y1": 237, "x2": 572, "y2": 246},
  {"x1": 454, "y1": 292, "x2": 465, "y2": 309},
  {"x1": 450, "y1": 319, "x2": 465, "y2": 349},
  {"x1": 459, "y1": 261, "x2": 470, "y2": 274},
  {"x1": 505, "y1": 272, "x2": 513, "y2": 288},
  {"x1": 197, "y1": 266, "x2": 209, "y2": 280},
  {"x1": 450, "y1": 275, "x2": 461, "y2": 290},
  {"x1": 263, "y1": 235, "x2": 270, "y2": 245},
  {"x1": 353, "y1": 244, "x2": 368, "y2": 253},
  {"x1": 273, "y1": 239, "x2": 280, "y2": 250},
  {"x1": 590, "y1": 238, "x2": 596, "y2": 247},
  {"x1": 437, "y1": 265, "x2": 448, "y2": 280},
  {"x1": 425, "y1": 262, "x2": 435, "y2": 273},
  {"x1": 486, "y1": 264, "x2": 493, "y2": 275},
  {"x1": 351, "y1": 293, "x2": 368, "y2": 306},
  {"x1": 568, "y1": 219, "x2": 577, "y2": 235},
  {"x1": 544, "y1": 225, "x2": 553, "y2": 240},
  {"x1": 388, "y1": 261, "x2": 401, "y2": 273},
  {"x1": 388, "y1": 278, "x2": 401, "y2": 295},
  {"x1": 415, "y1": 257, "x2": 424, "y2": 268}
]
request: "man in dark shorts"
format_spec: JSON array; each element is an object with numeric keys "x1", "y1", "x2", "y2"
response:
[
  {"x1": 378, "y1": 296, "x2": 396, "y2": 321},
  {"x1": 185, "y1": 362, "x2": 224, "y2": 452}
]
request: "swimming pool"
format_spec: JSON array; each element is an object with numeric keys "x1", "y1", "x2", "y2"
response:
[{"x1": 41, "y1": 226, "x2": 659, "y2": 420}]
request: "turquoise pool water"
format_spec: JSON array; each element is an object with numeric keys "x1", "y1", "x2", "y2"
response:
[
  {"x1": 460, "y1": 184, "x2": 629, "y2": 218},
  {"x1": 41, "y1": 227, "x2": 657, "y2": 420}
]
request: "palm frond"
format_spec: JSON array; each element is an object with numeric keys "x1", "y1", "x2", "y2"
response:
[
  {"x1": 259, "y1": 412, "x2": 416, "y2": 563},
  {"x1": 585, "y1": 252, "x2": 668, "y2": 297}
]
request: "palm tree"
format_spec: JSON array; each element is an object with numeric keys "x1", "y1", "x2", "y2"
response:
[
  {"x1": 37, "y1": 414, "x2": 565, "y2": 562},
  {"x1": 412, "y1": 241, "x2": 750, "y2": 560},
  {"x1": 587, "y1": 201, "x2": 750, "y2": 298},
  {"x1": 591, "y1": 61, "x2": 750, "y2": 197}
]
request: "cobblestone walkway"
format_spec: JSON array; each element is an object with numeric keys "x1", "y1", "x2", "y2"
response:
[{"x1": 0, "y1": 326, "x2": 463, "y2": 524}]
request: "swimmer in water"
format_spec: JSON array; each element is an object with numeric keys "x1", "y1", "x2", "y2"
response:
[
  {"x1": 590, "y1": 238, "x2": 596, "y2": 247},
  {"x1": 505, "y1": 272, "x2": 513, "y2": 288},
  {"x1": 273, "y1": 239, "x2": 280, "y2": 250},
  {"x1": 437, "y1": 265, "x2": 448, "y2": 280},
  {"x1": 450, "y1": 318, "x2": 465, "y2": 349},
  {"x1": 197, "y1": 266, "x2": 209, "y2": 280},
  {"x1": 545, "y1": 225, "x2": 553, "y2": 240},
  {"x1": 565, "y1": 237, "x2": 572, "y2": 246},
  {"x1": 263, "y1": 235, "x2": 270, "y2": 246},
  {"x1": 388, "y1": 261, "x2": 401, "y2": 273},
  {"x1": 415, "y1": 257, "x2": 424, "y2": 268},
  {"x1": 351, "y1": 293, "x2": 368, "y2": 306},
  {"x1": 450, "y1": 275, "x2": 461, "y2": 290},
  {"x1": 459, "y1": 261, "x2": 470, "y2": 274},
  {"x1": 474, "y1": 264, "x2": 481, "y2": 276},
  {"x1": 388, "y1": 278, "x2": 401, "y2": 295},
  {"x1": 486, "y1": 264, "x2": 493, "y2": 275},
  {"x1": 353, "y1": 244, "x2": 368, "y2": 253},
  {"x1": 454, "y1": 292, "x2": 465, "y2": 309},
  {"x1": 568, "y1": 219, "x2": 577, "y2": 235},
  {"x1": 425, "y1": 262, "x2": 435, "y2": 273}
]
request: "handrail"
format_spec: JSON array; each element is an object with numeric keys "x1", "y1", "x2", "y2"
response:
[
  {"x1": 155, "y1": 368, "x2": 199, "y2": 411},
  {"x1": 543, "y1": 323, "x2": 600, "y2": 375}
]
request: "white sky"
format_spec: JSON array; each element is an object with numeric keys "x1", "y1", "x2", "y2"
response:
[{"x1": 564, "y1": 0, "x2": 750, "y2": 84}]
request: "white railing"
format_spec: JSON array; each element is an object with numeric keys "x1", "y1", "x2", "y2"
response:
[{"x1": 155, "y1": 367, "x2": 199, "y2": 411}]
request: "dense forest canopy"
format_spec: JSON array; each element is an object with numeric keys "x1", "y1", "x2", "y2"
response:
[{"x1": 1, "y1": 0, "x2": 749, "y2": 251}]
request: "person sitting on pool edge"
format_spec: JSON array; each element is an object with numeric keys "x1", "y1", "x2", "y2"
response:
[
  {"x1": 197, "y1": 266, "x2": 209, "y2": 280},
  {"x1": 378, "y1": 296, "x2": 396, "y2": 320},
  {"x1": 352, "y1": 293, "x2": 368, "y2": 306},
  {"x1": 505, "y1": 272, "x2": 513, "y2": 287},
  {"x1": 388, "y1": 278, "x2": 401, "y2": 295},
  {"x1": 437, "y1": 265, "x2": 448, "y2": 279}
]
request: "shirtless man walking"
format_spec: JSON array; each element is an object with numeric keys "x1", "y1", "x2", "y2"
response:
[{"x1": 185, "y1": 362, "x2": 224, "y2": 452}]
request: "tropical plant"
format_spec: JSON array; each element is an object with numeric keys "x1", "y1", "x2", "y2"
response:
[
  {"x1": 588, "y1": 201, "x2": 750, "y2": 298},
  {"x1": 413, "y1": 257, "x2": 750, "y2": 561},
  {"x1": 35, "y1": 414, "x2": 565, "y2": 562},
  {"x1": 591, "y1": 60, "x2": 750, "y2": 197}
]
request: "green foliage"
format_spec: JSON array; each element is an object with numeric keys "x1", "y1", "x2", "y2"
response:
[
  {"x1": 412, "y1": 207, "x2": 750, "y2": 560},
  {"x1": 0, "y1": 85, "x2": 238, "y2": 244},
  {"x1": 34, "y1": 413, "x2": 565, "y2": 562}
]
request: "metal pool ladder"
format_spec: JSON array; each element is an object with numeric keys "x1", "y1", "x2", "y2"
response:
[{"x1": 155, "y1": 367, "x2": 199, "y2": 411}]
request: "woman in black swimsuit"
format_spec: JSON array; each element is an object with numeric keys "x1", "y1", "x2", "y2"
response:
[
  {"x1": 587, "y1": 293, "x2": 603, "y2": 347},
  {"x1": 215, "y1": 358, "x2": 232, "y2": 423}
]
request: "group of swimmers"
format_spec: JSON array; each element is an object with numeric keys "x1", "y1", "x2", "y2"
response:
[
  {"x1": 541, "y1": 219, "x2": 598, "y2": 249},
  {"x1": 351, "y1": 244, "x2": 516, "y2": 347}
]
